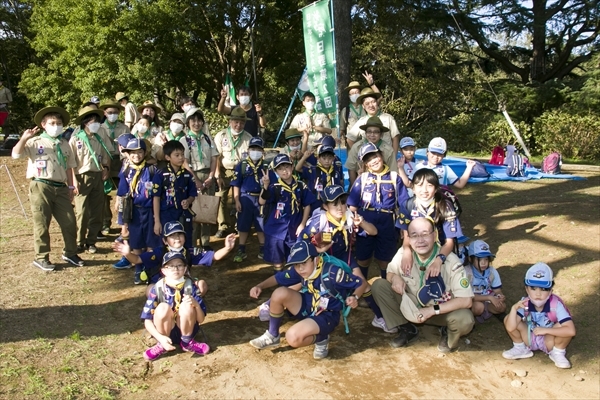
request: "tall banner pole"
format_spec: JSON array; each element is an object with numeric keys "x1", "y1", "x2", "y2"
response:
[
  {"x1": 328, "y1": 0, "x2": 341, "y2": 156},
  {"x1": 272, "y1": 68, "x2": 308, "y2": 148}
]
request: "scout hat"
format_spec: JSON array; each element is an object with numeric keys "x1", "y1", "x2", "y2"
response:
[
  {"x1": 163, "y1": 221, "x2": 186, "y2": 237},
  {"x1": 33, "y1": 106, "x2": 70, "y2": 128},
  {"x1": 467, "y1": 240, "x2": 495, "y2": 258},
  {"x1": 249, "y1": 136, "x2": 265, "y2": 149},
  {"x1": 169, "y1": 112, "x2": 186, "y2": 123},
  {"x1": 100, "y1": 100, "x2": 124, "y2": 111},
  {"x1": 428, "y1": 137, "x2": 447, "y2": 154},
  {"x1": 400, "y1": 137, "x2": 416, "y2": 148},
  {"x1": 417, "y1": 275, "x2": 447, "y2": 306},
  {"x1": 359, "y1": 116, "x2": 389, "y2": 133},
  {"x1": 115, "y1": 92, "x2": 128, "y2": 101},
  {"x1": 286, "y1": 241, "x2": 318, "y2": 266},
  {"x1": 524, "y1": 262, "x2": 553, "y2": 289},
  {"x1": 74, "y1": 106, "x2": 104, "y2": 125},
  {"x1": 162, "y1": 251, "x2": 186, "y2": 266},
  {"x1": 358, "y1": 142, "x2": 381, "y2": 161},
  {"x1": 122, "y1": 138, "x2": 147, "y2": 152},
  {"x1": 227, "y1": 107, "x2": 250, "y2": 121},
  {"x1": 117, "y1": 133, "x2": 135, "y2": 148},
  {"x1": 272, "y1": 153, "x2": 292, "y2": 169},
  {"x1": 137, "y1": 100, "x2": 160, "y2": 114},
  {"x1": 284, "y1": 128, "x2": 302, "y2": 141},
  {"x1": 356, "y1": 87, "x2": 382, "y2": 104},
  {"x1": 322, "y1": 185, "x2": 346, "y2": 203},
  {"x1": 345, "y1": 81, "x2": 361, "y2": 91},
  {"x1": 184, "y1": 107, "x2": 204, "y2": 122},
  {"x1": 313, "y1": 135, "x2": 336, "y2": 148}
]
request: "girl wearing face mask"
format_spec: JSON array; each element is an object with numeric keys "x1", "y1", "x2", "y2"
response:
[
  {"x1": 339, "y1": 81, "x2": 367, "y2": 144},
  {"x1": 289, "y1": 91, "x2": 332, "y2": 148},
  {"x1": 155, "y1": 113, "x2": 187, "y2": 167},
  {"x1": 137, "y1": 101, "x2": 163, "y2": 137}
]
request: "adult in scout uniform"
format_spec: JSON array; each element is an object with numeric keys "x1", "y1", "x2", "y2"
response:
[
  {"x1": 371, "y1": 217, "x2": 475, "y2": 352},
  {"x1": 218, "y1": 85, "x2": 266, "y2": 137},
  {"x1": 69, "y1": 106, "x2": 113, "y2": 253},
  {"x1": 339, "y1": 71, "x2": 381, "y2": 146},
  {"x1": 100, "y1": 100, "x2": 130, "y2": 235},
  {"x1": 12, "y1": 107, "x2": 84, "y2": 270},
  {"x1": 345, "y1": 116, "x2": 397, "y2": 187},
  {"x1": 289, "y1": 91, "x2": 332, "y2": 148},
  {"x1": 214, "y1": 107, "x2": 253, "y2": 237},
  {"x1": 137, "y1": 101, "x2": 163, "y2": 138},
  {"x1": 116, "y1": 92, "x2": 139, "y2": 130},
  {"x1": 347, "y1": 88, "x2": 400, "y2": 157},
  {"x1": 180, "y1": 107, "x2": 219, "y2": 248}
]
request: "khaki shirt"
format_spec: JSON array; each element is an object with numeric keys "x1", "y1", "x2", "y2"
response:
[
  {"x1": 124, "y1": 102, "x2": 139, "y2": 127},
  {"x1": 345, "y1": 140, "x2": 397, "y2": 173},
  {"x1": 103, "y1": 121, "x2": 130, "y2": 150},
  {"x1": 290, "y1": 111, "x2": 331, "y2": 147},
  {"x1": 214, "y1": 129, "x2": 252, "y2": 170},
  {"x1": 339, "y1": 104, "x2": 367, "y2": 133},
  {"x1": 0, "y1": 86, "x2": 12, "y2": 105},
  {"x1": 347, "y1": 113, "x2": 400, "y2": 148},
  {"x1": 181, "y1": 130, "x2": 219, "y2": 171},
  {"x1": 387, "y1": 248, "x2": 474, "y2": 305},
  {"x1": 69, "y1": 131, "x2": 112, "y2": 174},
  {"x1": 15, "y1": 136, "x2": 77, "y2": 183}
]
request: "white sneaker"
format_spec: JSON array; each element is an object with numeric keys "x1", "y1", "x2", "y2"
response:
[
  {"x1": 258, "y1": 302, "x2": 270, "y2": 322},
  {"x1": 313, "y1": 336, "x2": 329, "y2": 359},
  {"x1": 502, "y1": 345, "x2": 534, "y2": 360},
  {"x1": 549, "y1": 349, "x2": 571, "y2": 369},
  {"x1": 371, "y1": 316, "x2": 399, "y2": 333},
  {"x1": 249, "y1": 330, "x2": 280, "y2": 350}
]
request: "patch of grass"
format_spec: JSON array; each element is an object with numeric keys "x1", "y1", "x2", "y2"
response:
[{"x1": 69, "y1": 330, "x2": 82, "y2": 341}]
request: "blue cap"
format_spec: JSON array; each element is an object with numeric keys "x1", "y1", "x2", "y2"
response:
[
  {"x1": 524, "y1": 262, "x2": 553, "y2": 289},
  {"x1": 123, "y1": 138, "x2": 147, "y2": 152},
  {"x1": 467, "y1": 240, "x2": 495, "y2": 258},
  {"x1": 358, "y1": 142, "x2": 380, "y2": 161},
  {"x1": 428, "y1": 137, "x2": 447, "y2": 154},
  {"x1": 314, "y1": 135, "x2": 336, "y2": 148},
  {"x1": 318, "y1": 145, "x2": 335, "y2": 156},
  {"x1": 117, "y1": 133, "x2": 135, "y2": 148},
  {"x1": 272, "y1": 153, "x2": 292, "y2": 169},
  {"x1": 417, "y1": 275, "x2": 447, "y2": 306},
  {"x1": 162, "y1": 251, "x2": 186, "y2": 266},
  {"x1": 163, "y1": 221, "x2": 185, "y2": 237},
  {"x1": 285, "y1": 241, "x2": 318, "y2": 266},
  {"x1": 322, "y1": 185, "x2": 346, "y2": 202},
  {"x1": 249, "y1": 136, "x2": 264, "y2": 149},
  {"x1": 457, "y1": 235, "x2": 470, "y2": 244},
  {"x1": 400, "y1": 137, "x2": 416, "y2": 148}
]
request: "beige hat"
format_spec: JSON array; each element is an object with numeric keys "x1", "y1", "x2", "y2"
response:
[
  {"x1": 356, "y1": 87, "x2": 382, "y2": 104},
  {"x1": 400, "y1": 293, "x2": 423, "y2": 324},
  {"x1": 100, "y1": 100, "x2": 124, "y2": 111},
  {"x1": 345, "y1": 81, "x2": 361, "y2": 91},
  {"x1": 33, "y1": 106, "x2": 70, "y2": 128},
  {"x1": 227, "y1": 106, "x2": 251, "y2": 121},
  {"x1": 74, "y1": 106, "x2": 104, "y2": 125},
  {"x1": 115, "y1": 92, "x2": 127, "y2": 101},
  {"x1": 137, "y1": 100, "x2": 161, "y2": 114}
]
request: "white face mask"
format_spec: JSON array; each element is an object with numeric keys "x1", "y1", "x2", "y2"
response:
[
  {"x1": 136, "y1": 124, "x2": 148, "y2": 134},
  {"x1": 249, "y1": 150, "x2": 263, "y2": 161},
  {"x1": 238, "y1": 96, "x2": 251, "y2": 106},
  {"x1": 304, "y1": 101, "x2": 315, "y2": 111},
  {"x1": 289, "y1": 144, "x2": 301, "y2": 151},
  {"x1": 167, "y1": 245, "x2": 184, "y2": 252},
  {"x1": 45, "y1": 125, "x2": 64, "y2": 138},
  {"x1": 530, "y1": 298, "x2": 549, "y2": 308},
  {"x1": 182, "y1": 104, "x2": 192, "y2": 113},
  {"x1": 170, "y1": 122, "x2": 184, "y2": 134},
  {"x1": 230, "y1": 128, "x2": 241, "y2": 136},
  {"x1": 107, "y1": 114, "x2": 119, "y2": 123},
  {"x1": 88, "y1": 122, "x2": 101, "y2": 133},
  {"x1": 349, "y1": 94, "x2": 360, "y2": 103}
]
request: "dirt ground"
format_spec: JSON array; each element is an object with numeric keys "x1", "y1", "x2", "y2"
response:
[{"x1": 0, "y1": 151, "x2": 598, "y2": 400}]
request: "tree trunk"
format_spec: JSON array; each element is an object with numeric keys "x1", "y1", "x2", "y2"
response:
[
  {"x1": 332, "y1": 0, "x2": 352, "y2": 126},
  {"x1": 530, "y1": 0, "x2": 547, "y2": 82}
]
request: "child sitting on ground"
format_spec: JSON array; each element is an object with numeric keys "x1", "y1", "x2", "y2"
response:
[
  {"x1": 141, "y1": 251, "x2": 210, "y2": 361},
  {"x1": 502, "y1": 262, "x2": 575, "y2": 369},
  {"x1": 463, "y1": 240, "x2": 506, "y2": 323},
  {"x1": 414, "y1": 137, "x2": 475, "y2": 189}
]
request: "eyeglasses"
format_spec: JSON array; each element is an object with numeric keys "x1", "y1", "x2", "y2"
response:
[
  {"x1": 365, "y1": 129, "x2": 381, "y2": 134},
  {"x1": 163, "y1": 264, "x2": 187, "y2": 270},
  {"x1": 408, "y1": 231, "x2": 434, "y2": 241}
]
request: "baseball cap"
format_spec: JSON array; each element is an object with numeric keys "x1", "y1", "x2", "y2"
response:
[
  {"x1": 457, "y1": 235, "x2": 470, "y2": 244},
  {"x1": 524, "y1": 262, "x2": 554, "y2": 289},
  {"x1": 428, "y1": 137, "x2": 447, "y2": 154},
  {"x1": 170, "y1": 112, "x2": 186, "y2": 123},
  {"x1": 117, "y1": 133, "x2": 135, "y2": 148},
  {"x1": 318, "y1": 145, "x2": 335, "y2": 156},
  {"x1": 322, "y1": 185, "x2": 346, "y2": 203},
  {"x1": 163, "y1": 221, "x2": 185, "y2": 237},
  {"x1": 249, "y1": 136, "x2": 265, "y2": 149},
  {"x1": 467, "y1": 240, "x2": 495, "y2": 258},
  {"x1": 285, "y1": 241, "x2": 318, "y2": 266},
  {"x1": 122, "y1": 138, "x2": 147, "y2": 152},
  {"x1": 358, "y1": 142, "x2": 380, "y2": 161},
  {"x1": 417, "y1": 275, "x2": 447, "y2": 306},
  {"x1": 185, "y1": 106, "x2": 204, "y2": 122},
  {"x1": 272, "y1": 153, "x2": 292, "y2": 169},
  {"x1": 90, "y1": 96, "x2": 100, "y2": 105},
  {"x1": 400, "y1": 137, "x2": 416, "y2": 148},
  {"x1": 313, "y1": 135, "x2": 336, "y2": 148},
  {"x1": 162, "y1": 251, "x2": 186, "y2": 266}
]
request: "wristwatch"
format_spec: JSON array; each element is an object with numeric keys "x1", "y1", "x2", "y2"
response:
[
  {"x1": 433, "y1": 304, "x2": 440, "y2": 315},
  {"x1": 437, "y1": 254, "x2": 446, "y2": 263},
  {"x1": 352, "y1": 294, "x2": 360, "y2": 301}
]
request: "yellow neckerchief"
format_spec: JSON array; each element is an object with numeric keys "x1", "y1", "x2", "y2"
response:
[
  {"x1": 367, "y1": 164, "x2": 391, "y2": 204},
  {"x1": 304, "y1": 256, "x2": 324, "y2": 311},
  {"x1": 316, "y1": 162, "x2": 333, "y2": 187},
  {"x1": 128, "y1": 160, "x2": 147, "y2": 195},
  {"x1": 167, "y1": 163, "x2": 184, "y2": 208},
  {"x1": 415, "y1": 198, "x2": 435, "y2": 218},
  {"x1": 246, "y1": 157, "x2": 262, "y2": 183},
  {"x1": 326, "y1": 211, "x2": 349, "y2": 248},
  {"x1": 162, "y1": 279, "x2": 186, "y2": 318},
  {"x1": 278, "y1": 177, "x2": 299, "y2": 214}
]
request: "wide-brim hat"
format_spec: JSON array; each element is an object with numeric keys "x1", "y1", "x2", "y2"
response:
[
  {"x1": 100, "y1": 101, "x2": 124, "y2": 111},
  {"x1": 115, "y1": 92, "x2": 127, "y2": 101},
  {"x1": 345, "y1": 81, "x2": 361, "y2": 91},
  {"x1": 74, "y1": 106, "x2": 104, "y2": 125},
  {"x1": 33, "y1": 106, "x2": 70, "y2": 128},
  {"x1": 359, "y1": 116, "x2": 389, "y2": 133},
  {"x1": 285, "y1": 241, "x2": 318, "y2": 266},
  {"x1": 356, "y1": 88, "x2": 382, "y2": 104},
  {"x1": 227, "y1": 106, "x2": 251, "y2": 121},
  {"x1": 137, "y1": 100, "x2": 161, "y2": 114},
  {"x1": 284, "y1": 128, "x2": 302, "y2": 141}
]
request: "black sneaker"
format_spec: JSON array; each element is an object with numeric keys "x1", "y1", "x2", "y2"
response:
[
  {"x1": 62, "y1": 254, "x2": 85, "y2": 267},
  {"x1": 86, "y1": 244, "x2": 98, "y2": 254},
  {"x1": 389, "y1": 323, "x2": 419, "y2": 348},
  {"x1": 437, "y1": 326, "x2": 458, "y2": 353},
  {"x1": 76, "y1": 245, "x2": 86, "y2": 253},
  {"x1": 33, "y1": 259, "x2": 55, "y2": 271},
  {"x1": 96, "y1": 232, "x2": 107, "y2": 240},
  {"x1": 101, "y1": 226, "x2": 110, "y2": 236},
  {"x1": 215, "y1": 229, "x2": 227, "y2": 238}
]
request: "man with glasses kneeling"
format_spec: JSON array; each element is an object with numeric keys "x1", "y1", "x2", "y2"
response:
[{"x1": 371, "y1": 217, "x2": 474, "y2": 353}]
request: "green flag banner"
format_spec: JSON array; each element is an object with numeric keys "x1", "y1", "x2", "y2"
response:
[
  {"x1": 302, "y1": 0, "x2": 337, "y2": 123},
  {"x1": 225, "y1": 73, "x2": 236, "y2": 106}
]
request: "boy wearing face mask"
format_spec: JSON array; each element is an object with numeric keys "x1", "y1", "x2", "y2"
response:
[
  {"x1": 153, "y1": 113, "x2": 187, "y2": 169},
  {"x1": 289, "y1": 91, "x2": 332, "y2": 148},
  {"x1": 217, "y1": 85, "x2": 265, "y2": 137},
  {"x1": 69, "y1": 106, "x2": 114, "y2": 254},
  {"x1": 12, "y1": 107, "x2": 85, "y2": 271}
]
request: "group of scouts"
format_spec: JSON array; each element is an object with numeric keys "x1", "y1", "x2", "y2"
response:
[{"x1": 13, "y1": 74, "x2": 575, "y2": 366}]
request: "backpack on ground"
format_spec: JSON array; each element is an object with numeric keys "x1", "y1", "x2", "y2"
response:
[
  {"x1": 489, "y1": 146, "x2": 505, "y2": 165},
  {"x1": 470, "y1": 161, "x2": 490, "y2": 178},
  {"x1": 542, "y1": 152, "x2": 562, "y2": 174},
  {"x1": 505, "y1": 145, "x2": 525, "y2": 177}
]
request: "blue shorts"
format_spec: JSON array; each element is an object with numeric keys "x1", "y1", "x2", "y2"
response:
[
  {"x1": 355, "y1": 210, "x2": 398, "y2": 262},
  {"x1": 160, "y1": 208, "x2": 193, "y2": 249},
  {"x1": 129, "y1": 206, "x2": 161, "y2": 250},
  {"x1": 169, "y1": 322, "x2": 200, "y2": 345},
  {"x1": 237, "y1": 194, "x2": 264, "y2": 233},
  {"x1": 291, "y1": 296, "x2": 340, "y2": 337},
  {"x1": 263, "y1": 233, "x2": 294, "y2": 264}
]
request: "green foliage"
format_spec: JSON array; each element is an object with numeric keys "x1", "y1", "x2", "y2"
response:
[{"x1": 534, "y1": 111, "x2": 600, "y2": 161}]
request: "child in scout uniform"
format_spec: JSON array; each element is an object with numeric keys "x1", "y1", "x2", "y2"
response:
[
  {"x1": 502, "y1": 263, "x2": 575, "y2": 369},
  {"x1": 140, "y1": 251, "x2": 210, "y2": 361},
  {"x1": 153, "y1": 112, "x2": 186, "y2": 169},
  {"x1": 303, "y1": 135, "x2": 343, "y2": 176},
  {"x1": 116, "y1": 92, "x2": 139, "y2": 129},
  {"x1": 180, "y1": 107, "x2": 219, "y2": 249},
  {"x1": 289, "y1": 91, "x2": 332, "y2": 147},
  {"x1": 398, "y1": 137, "x2": 416, "y2": 181},
  {"x1": 463, "y1": 240, "x2": 506, "y2": 323},
  {"x1": 296, "y1": 145, "x2": 345, "y2": 211},
  {"x1": 249, "y1": 241, "x2": 364, "y2": 359},
  {"x1": 152, "y1": 140, "x2": 198, "y2": 249},
  {"x1": 345, "y1": 116, "x2": 397, "y2": 187},
  {"x1": 259, "y1": 154, "x2": 316, "y2": 272},
  {"x1": 117, "y1": 138, "x2": 161, "y2": 284},
  {"x1": 12, "y1": 106, "x2": 85, "y2": 271},
  {"x1": 69, "y1": 106, "x2": 114, "y2": 254},
  {"x1": 214, "y1": 107, "x2": 253, "y2": 238},
  {"x1": 230, "y1": 136, "x2": 273, "y2": 262},
  {"x1": 346, "y1": 143, "x2": 408, "y2": 280},
  {"x1": 280, "y1": 128, "x2": 305, "y2": 179},
  {"x1": 414, "y1": 137, "x2": 476, "y2": 189}
]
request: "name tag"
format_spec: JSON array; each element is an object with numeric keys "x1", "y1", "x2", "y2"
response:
[
  {"x1": 35, "y1": 160, "x2": 47, "y2": 168},
  {"x1": 276, "y1": 202, "x2": 285, "y2": 211},
  {"x1": 362, "y1": 192, "x2": 372, "y2": 203},
  {"x1": 316, "y1": 184, "x2": 323, "y2": 191}
]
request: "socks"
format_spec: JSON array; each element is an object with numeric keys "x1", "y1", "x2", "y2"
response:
[
  {"x1": 268, "y1": 312, "x2": 284, "y2": 337},
  {"x1": 380, "y1": 269, "x2": 387, "y2": 280},
  {"x1": 315, "y1": 332, "x2": 328, "y2": 343},
  {"x1": 181, "y1": 334, "x2": 193, "y2": 346},
  {"x1": 363, "y1": 290, "x2": 383, "y2": 319},
  {"x1": 513, "y1": 342, "x2": 526, "y2": 348},
  {"x1": 359, "y1": 266, "x2": 369, "y2": 280},
  {"x1": 259, "y1": 244, "x2": 264, "y2": 252},
  {"x1": 239, "y1": 244, "x2": 246, "y2": 253}
]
